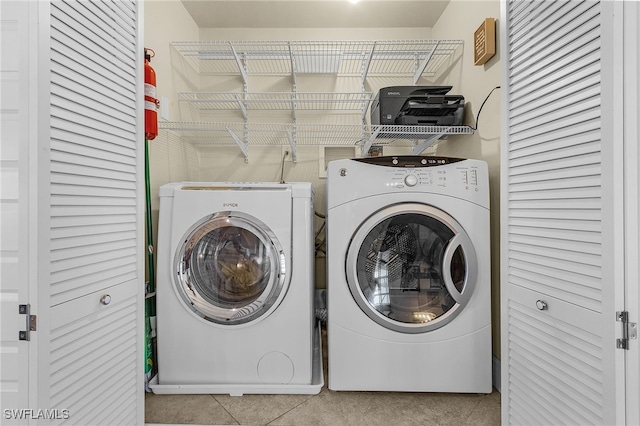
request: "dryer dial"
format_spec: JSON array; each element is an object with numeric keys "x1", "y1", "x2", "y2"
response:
[{"x1": 404, "y1": 174, "x2": 418, "y2": 187}]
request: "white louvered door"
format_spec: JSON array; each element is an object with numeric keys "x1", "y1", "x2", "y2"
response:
[
  {"x1": 1, "y1": 1, "x2": 144, "y2": 424},
  {"x1": 501, "y1": 1, "x2": 626, "y2": 425},
  {"x1": 624, "y1": 3, "x2": 640, "y2": 424},
  {"x1": 0, "y1": 1, "x2": 34, "y2": 417},
  {"x1": 44, "y1": 1, "x2": 144, "y2": 424}
]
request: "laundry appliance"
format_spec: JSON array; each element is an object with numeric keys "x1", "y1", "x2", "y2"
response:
[
  {"x1": 326, "y1": 156, "x2": 491, "y2": 393},
  {"x1": 151, "y1": 182, "x2": 322, "y2": 395}
]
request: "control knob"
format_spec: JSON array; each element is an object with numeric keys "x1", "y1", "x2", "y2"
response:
[{"x1": 404, "y1": 174, "x2": 418, "y2": 187}]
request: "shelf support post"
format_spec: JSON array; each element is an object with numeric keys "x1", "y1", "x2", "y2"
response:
[
  {"x1": 288, "y1": 43, "x2": 299, "y2": 124},
  {"x1": 414, "y1": 41, "x2": 439, "y2": 85},
  {"x1": 290, "y1": 92, "x2": 298, "y2": 123},
  {"x1": 360, "y1": 42, "x2": 377, "y2": 142},
  {"x1": 285, "y1": 130, "x2": 298, "y2": 163}
]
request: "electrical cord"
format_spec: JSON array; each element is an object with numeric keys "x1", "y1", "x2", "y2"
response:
[
  {"x1": 314, "y1": 214, "x2": 326, "y2": 255},
  {"x1": 279, "y1": 150, "x2": 289, "y2": 184},
  {"x1": 315, "y1": 220, "x2": 326, "y2": 239},
  {"x1": 471, "y1": 85, "x2": 501, "y2": 131}
]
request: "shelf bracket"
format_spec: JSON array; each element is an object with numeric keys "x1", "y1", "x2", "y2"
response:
[
  {"x1": 229, "y1": 42, "x2": 248, "y2": 86},
  {"x1": 234, "y1": 93, "x2": 248, "y2": 120},
  {"x1": 361, "y1": 125, "x2": 384, "y2": 156},
  {"x1": 414, "y1": 41, "x2": 439, "y2": 85},
  {"x1": 361, "y1": 41, "x2": 376, "y2": 88},
  {"x1": 412, "y1": 132, "x2": 447, "y2": 155},
  {"x1": 226, "y1": 127, "x2": 249, "y2": 163},
  {"x1": 285, "y1": 130, "x2": 298, "y2": 163},
  {"x1": 288, "y1": 42, "x2": 297, "y2": 87}
]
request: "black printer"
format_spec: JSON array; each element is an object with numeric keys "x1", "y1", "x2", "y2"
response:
[{"x1": 370, "y1": 86, "x2": 465, "y2": 126}]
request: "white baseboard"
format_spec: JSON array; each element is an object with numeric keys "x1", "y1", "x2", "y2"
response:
[{"x1": 492, "y1": 356, "x2": 501, "y2": 392}]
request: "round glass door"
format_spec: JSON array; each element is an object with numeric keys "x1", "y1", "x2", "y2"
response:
[
  {"x1": 174, "y1": 212, "x2": 287, "y2": 325},
  {"x1": 346, "y1": 203, "x2": 477, "y2": 333}
]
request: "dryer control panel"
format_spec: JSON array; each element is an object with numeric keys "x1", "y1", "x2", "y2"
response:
[
  {"x1": 354, "y1": 155, "x2": 463, "y2": 167},
  {"x1": 386, "y1": 167, "x2": 482, "y2": 191},
  {"x1": 329, "y1": 156, "x2": 489, "y2": 209},
  {"x1": 355, "y1": 156, "x2": 484, "y2": 190}
]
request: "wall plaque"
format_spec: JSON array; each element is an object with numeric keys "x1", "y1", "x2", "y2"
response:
[{"x1": 474, "y1": 18, "x2": 496, "y2": 66}]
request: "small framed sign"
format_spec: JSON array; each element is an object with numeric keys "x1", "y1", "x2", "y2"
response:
[{"x1": 474, "y1": 18, "x2": 496, "y2": 66}]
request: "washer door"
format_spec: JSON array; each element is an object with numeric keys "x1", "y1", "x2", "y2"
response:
[
  {"x1": 175, "y1": 211, "x2": 287, "y2": 325},
  {"x1": 346, "y1": 203, "x2": 478, "y2": 333}
]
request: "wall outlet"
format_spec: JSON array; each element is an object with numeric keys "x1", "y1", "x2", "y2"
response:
[
  {"x1": 318, "y1": 146, "x2": 357, "y2": 178},
  {"x1": 280, "y1": 145, "x2": 293, "y2": 162},
  {"x1": 160, "y1": 96, "x2": 170, "y2": 121}
]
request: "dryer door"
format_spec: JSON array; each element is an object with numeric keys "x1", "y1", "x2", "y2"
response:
[
  {"x1": 174, "y1": 211, "x2": 287, "y2": 325},
  {"x1": 346, "y1": 203, "x2": 477, "y2": 333}
]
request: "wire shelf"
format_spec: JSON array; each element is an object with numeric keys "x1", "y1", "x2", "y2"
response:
[
  {"x1": 178, "y1": 91, "x2": 373, "y2": 120},
  {"x1": 171, "y1": 39, "x2": 463, "y2": 80},
  {"x1": 159, "y1": 121, "x2": 473, "y2": 147},
  {"x1": 167, "y1": 39, "x2": 469, "y2": 160},
  {"x1": 157, "y1": 122, "x2": 289, "y2": 146}
]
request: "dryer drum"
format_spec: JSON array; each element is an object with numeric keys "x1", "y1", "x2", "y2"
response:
[
  {"x1": 356, "y1": 212, "x2": 470, "y2": 328},
  {"x1": 366, "y1": 223, "x2": 417, "y2": 285}
]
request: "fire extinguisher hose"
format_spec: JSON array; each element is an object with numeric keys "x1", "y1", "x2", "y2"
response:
[
  {"x1": 143, "y1": 47, "x2": 158, "y2": 392},
  {"x1": 144, "y1": 137, "x2": 155, "y2": 392},
  {"x1": 144, "y1": 137, "x2": 155, "y2": 304}
]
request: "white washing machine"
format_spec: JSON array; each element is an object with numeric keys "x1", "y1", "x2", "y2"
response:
[
  {"x1": 326, "y1": 156, "x2": 492, "y2": 393},
  {"x1": 151, "y1": 182, "x2": 322, "y2": 395}
]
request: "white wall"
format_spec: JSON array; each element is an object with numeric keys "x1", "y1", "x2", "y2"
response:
[
  {"x1": 145, "y1": 0, "x2": 199, "y2": 122},
  {"x1": 199, "y1": 27, "x2": 431, "y2": 40},
  {"x1": 431, "y1": 0, "x2": 501, "y2": 358},
  {"x1": 145, "y1": 0, "x2": 201, "y2": 198}
]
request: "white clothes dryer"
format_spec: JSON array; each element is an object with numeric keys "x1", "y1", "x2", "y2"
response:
[
  {"x1": 326, "y1": 156, "x2": 492, "y2": 393},
  {"x1": 151, "y1": 182, "x2": 321, "y2": 395}
]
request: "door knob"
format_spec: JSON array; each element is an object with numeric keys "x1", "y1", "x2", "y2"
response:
[
  {"x1": 100, "y1": 294, "x2": 112, "y2": 306},
  {"x1": 536, "y1": 300, "x2": 548, "y2": 311}
]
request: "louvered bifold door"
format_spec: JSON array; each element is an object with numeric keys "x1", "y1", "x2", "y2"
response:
[
  {"x1": 501, "y1": 1, "x2": 623, "y2": 425},
  {"x1": 46, "y1": 0, "x2": 143, "y2": 424}
]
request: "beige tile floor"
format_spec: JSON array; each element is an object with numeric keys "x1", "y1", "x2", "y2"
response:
[{"x1": 145, "y1": 327, "x2": 501, "y2": 426}]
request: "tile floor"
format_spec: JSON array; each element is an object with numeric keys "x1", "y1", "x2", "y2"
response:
[{"x1": 145, "y1": 327, "x2": 501, "y2": 426}]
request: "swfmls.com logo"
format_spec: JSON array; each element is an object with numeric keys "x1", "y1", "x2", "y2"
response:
[{"x1": 3, "y1": 408, "x2": 70, "y2": 420}]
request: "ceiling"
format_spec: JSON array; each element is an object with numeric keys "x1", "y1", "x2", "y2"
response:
[{"x1": 180, "y1": 0, "x2": 450, "y2": 28}]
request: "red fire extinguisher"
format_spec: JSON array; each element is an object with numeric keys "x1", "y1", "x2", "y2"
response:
[{"x1": 144, "y1": 48, "x2": 159, "y2": 140}]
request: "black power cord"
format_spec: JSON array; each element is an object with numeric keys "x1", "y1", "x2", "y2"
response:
[
  {"x1": 471, "y1": 85, "x2": 501, "y2": 131},
  {"x1": 279, "y1": 150, "x2": 289, "y2": 184}
]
